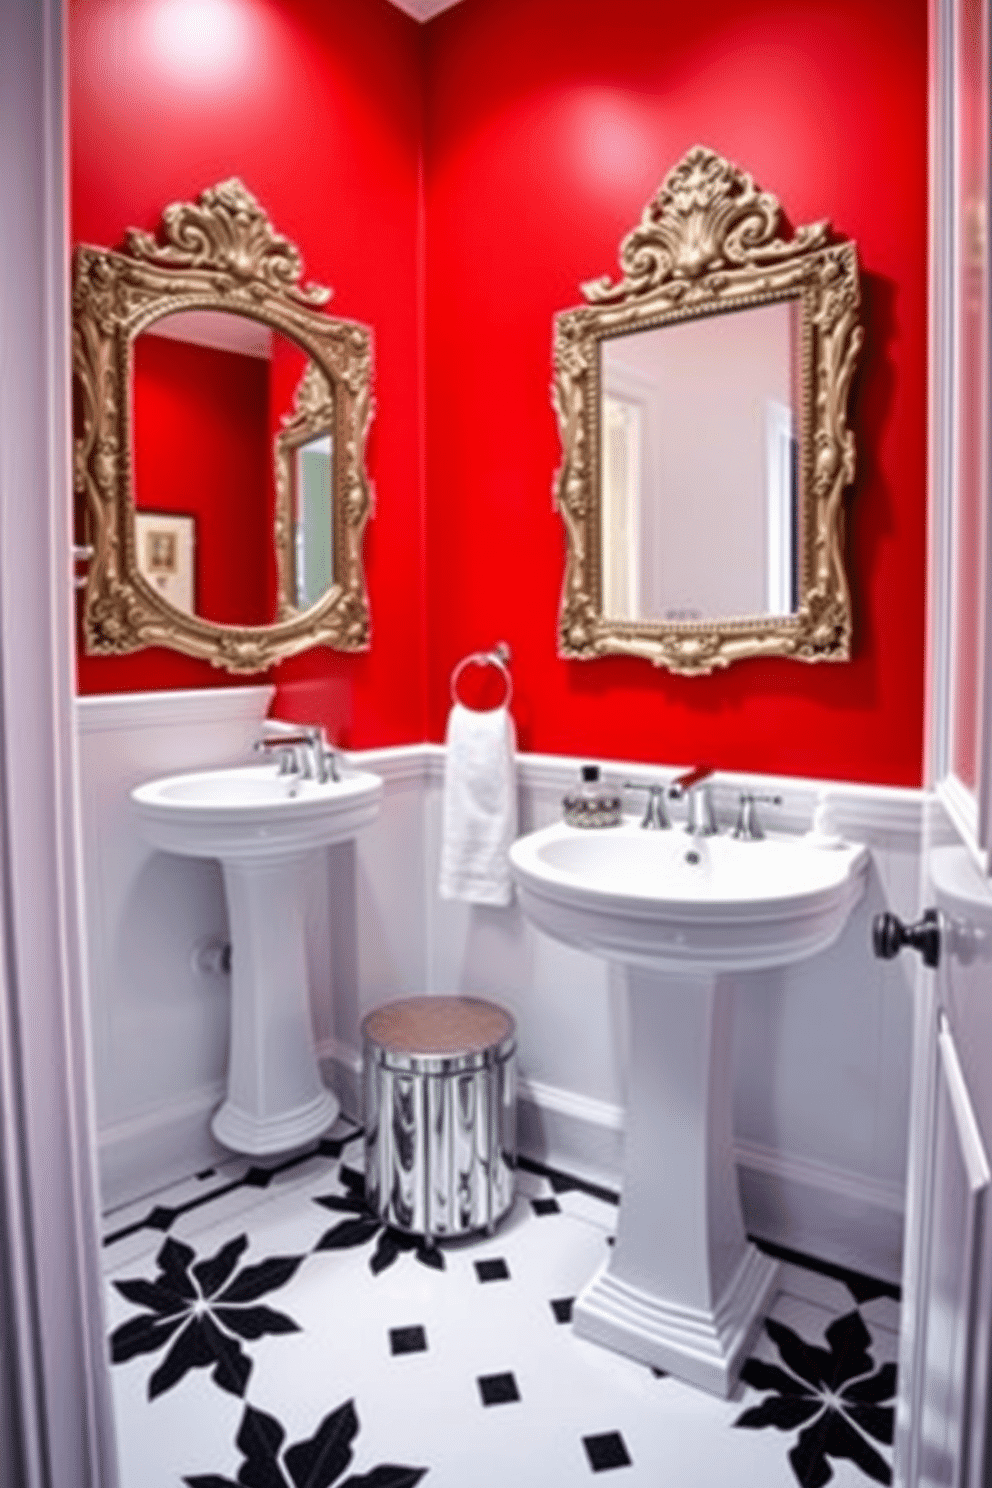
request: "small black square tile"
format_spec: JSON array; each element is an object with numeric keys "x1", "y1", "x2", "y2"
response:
[
  {"x1": 478, "y1": 1371, "x2": 520, "y2": 1406},
  {"x1": 475, "y1": 1257, "x2": 510, "y2": 1283},
  {"x1": 551, "y1": 1297, "x2": 574, "y2": 1324},
  {"x1": 531, "y1": 1197, "x2": 561, "y2": 1216},
  {"x1": 242, "y1": 1166, "x2": 275, "y2": 1189},
  {"x1": 145, "y1": 1206, "x2": 176, "y2": 1232},
  {"x1": 318, "y1": 1136, "x2": 345, "y2": 1159},
  {"x1": 583, "y1": 1432, "x2": 632, "y2": 1472},
  {"x1": 389, "y1": 1325, "x2": 427, "y2": 1356}
]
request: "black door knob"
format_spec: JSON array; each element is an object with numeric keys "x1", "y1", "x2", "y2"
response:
[{"x1": 872, "y1": 908, "x2": 941, "y2": 969}]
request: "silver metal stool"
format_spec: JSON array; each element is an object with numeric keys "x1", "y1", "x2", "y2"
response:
[{"x1": 361, "y1": 996, "x2": 517, "y2": 1243}]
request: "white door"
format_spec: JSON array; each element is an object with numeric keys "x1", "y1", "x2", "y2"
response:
[{"x1": 887, "y1": 833, "x2": 992, "y2": 1488}]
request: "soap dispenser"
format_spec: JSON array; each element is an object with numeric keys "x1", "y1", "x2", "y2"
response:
[{"x1": 562, "y1": 764, "x2": 622, "y2": 828}]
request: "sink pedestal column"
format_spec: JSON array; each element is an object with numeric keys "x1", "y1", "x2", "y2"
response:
[
  {"x1": 212, "y1": 849, "x2": 339, "y2": 1155},
  {"x1": 573, "y1": 967, "x2": 779, "y2": 1397}
]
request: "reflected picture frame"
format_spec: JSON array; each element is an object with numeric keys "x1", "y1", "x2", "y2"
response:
[{"x1": 134, "y1": 511, "x2": 195, "y2": 616}]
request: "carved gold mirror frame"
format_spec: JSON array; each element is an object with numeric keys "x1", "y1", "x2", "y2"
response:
[
  {"x1": 552, "y1": 146, "x2": 864, "y2": 675},
  {"x1": 73, "y1": 179, "x2": 373, "y2": 673}
]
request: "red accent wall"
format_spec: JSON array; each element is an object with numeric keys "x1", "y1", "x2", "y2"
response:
[
  {"x1": 71, "y1": 0, "x2": 929, "y2": 784},
  {"x1": 423, "y1": 0, "x2": 929, "y2": 784},
  {"x1": 70, "y1": 0, "x2": 428, "y2": 747}
]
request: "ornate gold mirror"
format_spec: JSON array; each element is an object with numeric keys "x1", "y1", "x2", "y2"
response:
[
  {"x1": 73, "y1": 179, "x2": 373, "y2": 673},
  {"x1": 552, "y1": 146, "x2": 864, "y2": 674}
]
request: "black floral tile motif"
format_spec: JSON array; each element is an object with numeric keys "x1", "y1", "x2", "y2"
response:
[
  {"x1": 183, "y1": 1397, "x2": 427, "y2": 1488},
  {"x1": 312, "y1": 1167, "x2": 445, "y2": 1275},
  {"x1": 110, "y1": 1234, "x2": 302, "y2": 1399},
  {"x1": 735, "y1": 1311, "x2": 896, "y2": 1488}
]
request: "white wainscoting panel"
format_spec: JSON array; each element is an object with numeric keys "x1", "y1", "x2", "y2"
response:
[{"x1": 77, "y1": 688, "x2": 275, "y2": 1206}]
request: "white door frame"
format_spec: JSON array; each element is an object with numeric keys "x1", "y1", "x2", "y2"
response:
[
  {"x1": 894, "y1": 1, "x2": 992, "y2": 1483},
  {"x1": 925, "y1": 0, "x2": 992, "y2": 869},
  {"x1": 0, "y1": 1, "x2": 118, "y2": 1483}
]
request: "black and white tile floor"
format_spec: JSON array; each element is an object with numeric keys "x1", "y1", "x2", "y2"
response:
[{"x1": 102, "y1": 1118, "x2": 900, "y2": 1488}]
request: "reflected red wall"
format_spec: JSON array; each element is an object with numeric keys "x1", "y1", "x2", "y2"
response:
[
  {"x1": 133, "y1": 335, "x2": 271, "y2": 625},
  {"x1": 423, "y1": 0, "x2": 928, "y2": 784},
  {"x1": 70, "y1": 0, "x2": 427, "y2": 746}
]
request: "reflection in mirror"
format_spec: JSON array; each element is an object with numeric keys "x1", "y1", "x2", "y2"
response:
[
  {"x1": 134, "y1": 510, "x2": 196, "y2": 614},
  {"x1": 292, "y1": 433, "x2": 334, "y2": 610},
  {"x1": 600, "y1": 300, "x2": 800, "y2": 624},
  {"x1": 73, "y1": 178, "x2": 372, "y2": 673},
  {"x1": 134, "y1": 310, "x2": 336, "y2": 629},
  {"x1": 552, "y1": 145, "x2": 863, "y2": 675}
]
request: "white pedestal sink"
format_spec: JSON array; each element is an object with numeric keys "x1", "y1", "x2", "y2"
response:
[
  {"x1": 132, "y1": 762, "x2": 382, "y2": 1156},
  {"x1": 510, "y1": 818, "x2": 869, "y2": 1396}
]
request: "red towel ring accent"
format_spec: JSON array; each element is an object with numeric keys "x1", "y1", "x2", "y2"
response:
[{"x1": 450, "y1": 643, "x2": 513, "y2": 710}]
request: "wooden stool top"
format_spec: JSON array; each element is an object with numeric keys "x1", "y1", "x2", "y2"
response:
[{"x1": 362, "y1": 995, "x2": 515, "y2": 1068}]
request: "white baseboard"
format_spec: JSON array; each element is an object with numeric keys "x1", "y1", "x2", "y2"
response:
[
  {"x1": 319, "y1": 1038, "x2": 362, "y2": 1121},
  {"x1": 736, "y1": 1139, "x2": 904, "y2": 1285},
  {"x1": 99, "y1": 1084, "x2": 228, "y2": 1211}
]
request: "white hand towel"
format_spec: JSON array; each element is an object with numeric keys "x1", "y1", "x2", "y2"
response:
[{"x1": 439, "y1": 701, "x2": 517, "y2": 906}]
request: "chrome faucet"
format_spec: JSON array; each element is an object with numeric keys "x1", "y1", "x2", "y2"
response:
[
  {"x1": 668, "y1": 764, "x2": 718, "y2": 836},
  {"x1": 255, "y1": 726, "x2": 340, "y2": 784}
]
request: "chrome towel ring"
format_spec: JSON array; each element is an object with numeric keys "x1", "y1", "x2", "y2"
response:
[{"x1": 450, "y1": 641, "x2": 512, "y2": 709}]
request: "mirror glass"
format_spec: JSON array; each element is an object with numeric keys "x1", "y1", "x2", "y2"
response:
[
  {"x1": 291, "y1": 433, "x2": 334, "y2": 610},
  {"x1": 133, "y1": 309, "x2": 333, "y2": 628},
  {"x1": 600, "y1": 300, "x2": 800, "y2": 623}
]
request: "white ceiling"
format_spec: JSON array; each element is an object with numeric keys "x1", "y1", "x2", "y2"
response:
[
  {"x1": 144, "y1": 309, "x2": 273, "y2": 359},
  {"x1": 386, "y1": 0, "x2": 466, "y2": 20}
]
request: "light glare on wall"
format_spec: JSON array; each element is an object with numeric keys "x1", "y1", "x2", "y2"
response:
[
  {"x1": 577, "y1": 92, "x2": 655, "y2": 186},
  {"x1": 149, "y1": 0, "x2": 252, "y2": 80}
]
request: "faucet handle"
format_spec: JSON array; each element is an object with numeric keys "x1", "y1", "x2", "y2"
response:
[
  {"x1": 255, "y1": 740, "x2": 301, "y2": 776},
  {"x1": 624, "y1": 781, "x2": 670, "y2": 830},
  {"x1": 304, "y1": 725, "x2": 342, "y2": 783},
  {"x1": 732, "y1": 791, "x2": 783, "y2": 841}
]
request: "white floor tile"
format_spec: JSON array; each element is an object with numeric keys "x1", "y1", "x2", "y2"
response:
[{"x1": 103, "y1": 1153, "x2": 899, "y2": 1488}]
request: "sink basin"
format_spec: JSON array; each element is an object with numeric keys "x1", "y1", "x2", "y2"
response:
[
  {"x1": 132, "y1": 762, "x2": 383, "y2": 1157},
  {"x1": 509, "y1": 820, "x2": 868, "y2": 972},
  {"x1": 509, "y1": 814, "x2": 869, "y2": 1397},
  {"x1": 132, "y1": 763, "x2": 382, "y2": 861}
]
